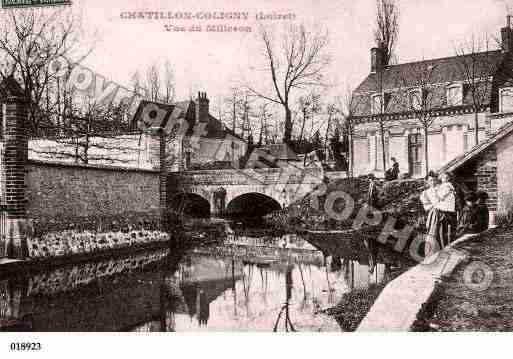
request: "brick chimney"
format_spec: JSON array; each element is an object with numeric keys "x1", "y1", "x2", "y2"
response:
[
  {"x1": 371, "y1": 47, "x2": 387, "y2": 73},
  {"x1": 195, "y1": 92, "x2": 209, "y2": 123},
  {"x1": 501, "y1": 15, "x2": 513, "y2": 52}
]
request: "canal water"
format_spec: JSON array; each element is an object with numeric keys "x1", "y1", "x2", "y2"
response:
[{"x1": 0, "y1": 224, "x2": 408, "y2": 332}]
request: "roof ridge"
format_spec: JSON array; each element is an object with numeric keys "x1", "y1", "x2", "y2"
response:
[{"x1": 384, "y1": 49, "x2": 503, "y2": 69}]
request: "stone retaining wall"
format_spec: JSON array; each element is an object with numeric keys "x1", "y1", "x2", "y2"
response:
[
  {"x1": 23, "y1": 160, "x2": 164, "y2": 259},
  {"x1": 26, "y1": 160, "x2": 160, "y2": 224}
]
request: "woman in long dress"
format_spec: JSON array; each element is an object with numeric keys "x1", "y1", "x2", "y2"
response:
[
  {"x1": 420, "y1": 174, "x2": 442, "y2": 255},
  {"x1": 435, "y1": 172, "x2": 457, "y2": 247}
]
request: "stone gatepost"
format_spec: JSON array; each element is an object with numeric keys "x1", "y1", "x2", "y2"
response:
[{"x1": 0, "y1": 77, "x2": 29, "y2": 259}]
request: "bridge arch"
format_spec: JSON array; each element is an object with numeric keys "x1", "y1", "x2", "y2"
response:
[
  {"x1": 170, "y1": 192, "x2": 211, "y2": 218},
  {"x1": 225, "y1": 192, "x2": 281, "y2": 217}
]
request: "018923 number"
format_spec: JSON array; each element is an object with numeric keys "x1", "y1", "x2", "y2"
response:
[{"x1": 10, "y1": 342, "x2": 41, "y2": 351}]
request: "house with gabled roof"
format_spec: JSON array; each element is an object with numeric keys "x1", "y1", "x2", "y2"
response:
[
  {"x1": 132, "y1": 92, "x2": 247, "y2": 171},
  {"x1": 351, "y1": 17, "x2": 513, "y2": 178}
]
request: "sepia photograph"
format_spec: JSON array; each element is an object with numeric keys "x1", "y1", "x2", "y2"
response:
[{"x1": 0, "y1": 0, "x2": 513, "y2": 355}]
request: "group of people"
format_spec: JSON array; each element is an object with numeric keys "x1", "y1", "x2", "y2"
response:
[{"x1": 420, "y1": 171, "x2": 489, "y2": 252}]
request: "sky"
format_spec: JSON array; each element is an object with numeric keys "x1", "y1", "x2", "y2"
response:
[{"x1": 69, "y1": 0, "x2": 511, "y2": 103}]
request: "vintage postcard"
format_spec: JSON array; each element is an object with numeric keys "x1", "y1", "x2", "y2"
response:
[{"x1": 0, "y1": 0, "x2": 512, "y2": 355}]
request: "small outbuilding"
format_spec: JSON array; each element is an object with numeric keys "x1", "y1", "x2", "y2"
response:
[{"x1": 441, "y1": 116, "x2": 513, "y2": 226}]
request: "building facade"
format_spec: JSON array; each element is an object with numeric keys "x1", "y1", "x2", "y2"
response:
[
  {"x1": 133, "y1": 93, "x2": 248, "y2": 172},
  {"x1": 352, "y1": 18, "x2": 513, "y2": 178}
]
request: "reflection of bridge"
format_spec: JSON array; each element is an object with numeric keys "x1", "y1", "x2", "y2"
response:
[
  {"x1": 191, "y1": 236, "x2": 325, "y2": 266},
  {"x1": 168, "y1": 167, "x2": 323, "y2": 217}
]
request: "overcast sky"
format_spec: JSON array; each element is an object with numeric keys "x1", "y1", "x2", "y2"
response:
[{"x1": 75, "y1": 0, "x2": 511, "y2": 103}]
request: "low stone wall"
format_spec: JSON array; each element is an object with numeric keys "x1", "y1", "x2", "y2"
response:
[{"x1": 27, "y1": 229, "x2": 169, "y2": 259}]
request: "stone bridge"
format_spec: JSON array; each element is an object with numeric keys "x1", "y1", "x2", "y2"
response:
[{"x1": 168, "y1": 167, "x2": 324, "y2": 217}]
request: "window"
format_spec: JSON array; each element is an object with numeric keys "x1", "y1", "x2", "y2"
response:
[
  {"x1": 367, "y1": 132, "x2": 377, "y2": 167},
  {"x1": 408, "y1": 129, "x2": 423, "y2": 176},
  {"x1": 1, "y1": 103, "x2": 5, "y2": 140},
  {"x1": 371, "y1": 94, "x2": 382, "y2": 115},
  {"x1": 409, "y1": 89, "x2": 422, "y2": 110},
  {"x1": 446, "y1": 84, "x2": 463, "y2": 107},
  {"x1": 500, "y1": 88, "x2": 513, "y2": 113}
]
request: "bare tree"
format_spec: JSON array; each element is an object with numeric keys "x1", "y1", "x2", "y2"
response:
[
  {"x1": 336, "y1": 86, "x2": 360, "y2": 177},
  {"x1": 399, "y1": 62, "x2": 441, "y2": 175},
  {"x1": 370, "y1": 0, "x2": 400, "y2": 172},
  {"x1": 296, "y1": 91, "x2": 322, "y2": 145},
  {"x1": 133, "y1": 61, "x2": 175, "y2": 104},
  {"x1": 246, "y1": 23, "x2": 331, "y2": 145},
  {"x1": 373, "y1": 0, "x2": 400, "y2": 64},
  {"x1": 238, "y1": 90, "x2": 256, "y2": 140},
  {"x1": 223, "y1": 86, "x2": 244, "y2": 135},
  {"x1": 162, "y1": 61, "x2": 175, "y2": 104},
  {"x1": 256, "y1": 102, "x2": 273, "y2": 146},
  {"x1": 454, "y1": 35, "x2": 500, "y2": 146},
  {"x1": 0, "y1": 7, "x2": 93, "y2": 137}
]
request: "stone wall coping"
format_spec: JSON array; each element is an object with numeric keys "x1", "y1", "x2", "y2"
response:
[
  {"x1": 27, "y1": 159, "x2": 160, "y2": 174},
  {"x1": 178, "y1": 167, "x2": 320, "y2": 175}
]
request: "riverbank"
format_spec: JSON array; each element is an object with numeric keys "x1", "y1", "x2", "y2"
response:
[
  {"x1": 413, "y1": 225, "x2": 513, "y2": 331},
  {"x1": 266, "y1": 176, "x2": 425, "y2": 233},
  {"x1": 0, "y1": 226, "x2": 222, "y2": 279},
  {"x1": 324, "y1": 263, "x2": 410, "y2": 331},
  {"x1": 309, "y1": 229, "x2": 416, "y2": 331}
]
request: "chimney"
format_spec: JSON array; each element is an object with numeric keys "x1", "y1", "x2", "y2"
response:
[
  {"x1": 196, "y1": 91, "x2": 209, "y2": 123},
  {"x1": 371, "y1": 47, "x2": 386, "y2": 73},
  {"x1": 501, "y1": 15, "x2": 513, "y2": 52}
]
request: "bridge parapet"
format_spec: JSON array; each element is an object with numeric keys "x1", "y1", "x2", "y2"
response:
[{"x1": 172, "y1": 166, "x2": 323, "y2": 186}]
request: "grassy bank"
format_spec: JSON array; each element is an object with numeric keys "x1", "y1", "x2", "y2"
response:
[
  {"x1": 413, "y1": 225, "x2": 513, "y2": 331},
  {"x1": 324, "y1": 260, "x2": 411, "y2": 331}
]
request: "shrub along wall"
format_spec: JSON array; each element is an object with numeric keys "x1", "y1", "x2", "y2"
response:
[{"x1": 24, "y1": 160, "x2": 165, "y2": 258}]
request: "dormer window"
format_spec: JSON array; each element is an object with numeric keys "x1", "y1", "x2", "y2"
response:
[
  {"x1": 371, "y1": 94, "x2": 383, "y2": 115},
  {"x1": 499, "y1": 87, "x2": 513, "y2": 113},
  {"x1": 447, "y1": 84, "x2": 463, "y2": 107}
]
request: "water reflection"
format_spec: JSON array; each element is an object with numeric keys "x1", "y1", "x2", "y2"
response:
[{"x1": 0, "y1": 231, "x2": 395, "y2": 332}]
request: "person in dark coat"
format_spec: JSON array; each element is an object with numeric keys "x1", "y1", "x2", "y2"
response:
[
  {"x1": 476, "y1": 191, "x2": 490, "y2": 232},
  {"x1": 367, "y1": 174, "x2": 379, "y2": 207},
  {"x1": 456, "y1": 192, "x2": 481, "y2": 237},
  {"x1": 385, "y1": 157, "x2": 400, "y2": 181}
]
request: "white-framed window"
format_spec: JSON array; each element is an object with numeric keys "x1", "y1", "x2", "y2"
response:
[
  {"x1": 367, "y1": 132, "x2": 377, "y2": 167},
  {"x1": 446, "y1": 84, "x2": 463, "y2": 107},
  {"x1": 499, "y1": 87, "x2": 513, "y2": 113},
  {"x1": 1, "y1": 103, "x2": 5, "y2": 140},
  {"x1": 409, "y1": 88, "x2": 422, "y2": 110},
  {"x1": 371, "y1": 94, "x2": 383, "y2": 115}
]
